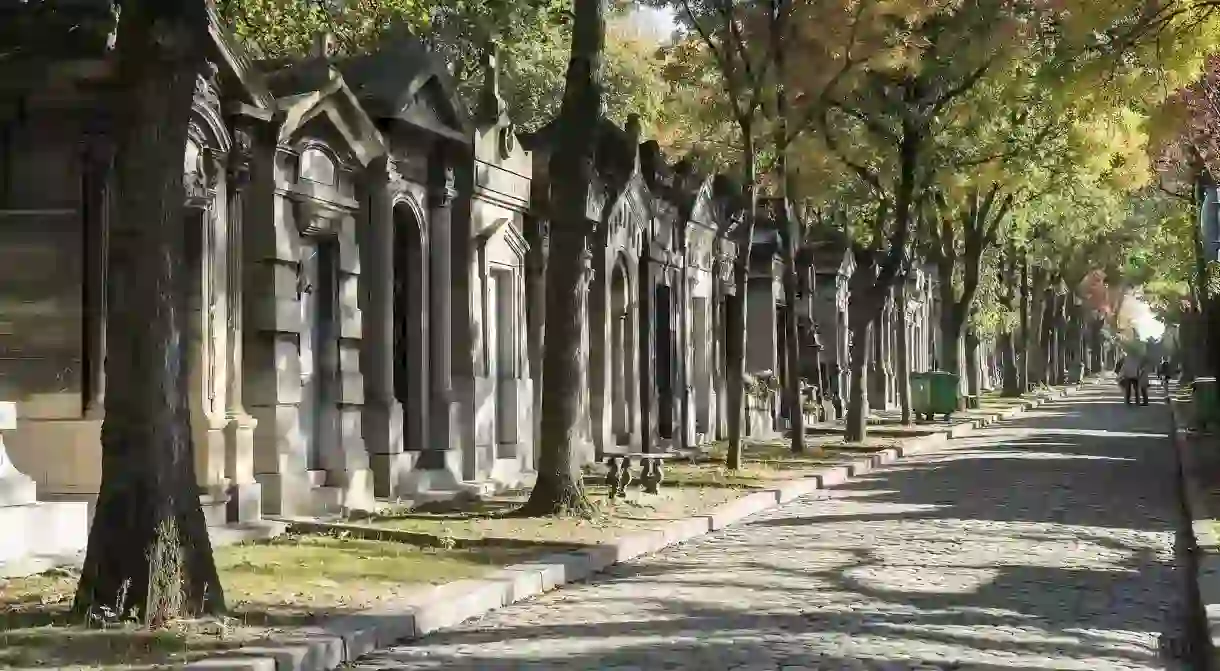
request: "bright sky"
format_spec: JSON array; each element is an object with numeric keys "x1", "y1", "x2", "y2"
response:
[
  {"x1": 1128, "y1": 297, "x2": 1166, "y2": 341},
  {"x1": 628, "y1": 5, "x2": 677, "y2": 43}
]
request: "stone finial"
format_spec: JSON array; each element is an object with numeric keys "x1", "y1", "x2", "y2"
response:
[{"x1": 478, "y1": 41, "x2": 509, "y2": 125}]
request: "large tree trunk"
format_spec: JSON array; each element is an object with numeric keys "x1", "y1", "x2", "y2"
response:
[
  {"x1": 72, "y1": 0, "x2": 223, "y2": 624},
  {"x1": 724, "y1": 285, "x2": 746, "y2": 468},
  {"x1": 965, "y1": 325, "x2": 981, "y2": 402},
  {"x1": 782, "y1": 252, "x2": 804, "y2": 453},
  {"x1": 845, "y1": 117, "x2": 919, "y2": 442},
  {"x1": 1038, "y1": 291, "x2": 1055, "y2": 386},
  {"x1": 999, "y1": 330, "x2": 1021, "y2": 396},
  {"x1": 1019, "y1": 254, "x2": 1030, "y2": 392},
  {"x1": 519, "y1": 0, "x2": 605, "y2": 516},
  {"x1": 895, "y1": 276, "x2": 913, "y2": 424},
  {"x1": 724, "y1": 131, "x2": 757, "y2": 470},
  {"x1": 844, "y1": 300, "x2": 874, "y2": 443}
]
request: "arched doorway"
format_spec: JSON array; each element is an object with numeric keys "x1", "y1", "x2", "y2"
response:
[{"x1": 393, "y1": 203, "x2": 427, "y2": 450}]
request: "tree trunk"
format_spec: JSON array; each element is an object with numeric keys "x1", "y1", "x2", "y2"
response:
[
  {"x1": 782, "y1": 257, "x2": 804, "y2": 453},
  {"x1": 999, "y1": 330, "x2": 1021, "y2": 396},
  {"x1": 72, "y1": 0, "x2": 223, "y2": 624},
  {"x1": 939, "y1": 301, "x2": 963, "y2": 379},
  {"x1": 724, "y1": 129, "x2": 757, "y2": 470},
  {"x1": 519, "y1": 0, "x2": 606, "y2": 516},
  {"x1": 844, "y1": 300, "x2": 874, "y2": 443},
  {"x1": 1088, "y1": 318, "x2": 1102, "y2": 374},
  {"x1": 845, "y1": 115, "x2": 920, "y2": 442},
  {"x1": 1038, "y1": 292, "x2": 1055, "y2": 386},
  {"x1": 724, "y1": 286, "x2": 746, "y2": 468},
  {"x1": 965, "y1": 325, "x2": 981, "y2": 401},
  {"x1": 1019, "y1": 254, "x2": 1030, "y2": 392},
  {"x1": 896, "y1": 277, "x2": 912, "y2": 424}
]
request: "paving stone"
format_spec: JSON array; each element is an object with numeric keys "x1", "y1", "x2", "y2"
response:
[{"x1": 349, "y1": 385, "x2": 1186, "y2": 670}]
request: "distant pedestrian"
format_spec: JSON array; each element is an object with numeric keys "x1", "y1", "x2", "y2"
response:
[{"x1": 1119, "y1": 354, "x2": 1145, "y2": 405}]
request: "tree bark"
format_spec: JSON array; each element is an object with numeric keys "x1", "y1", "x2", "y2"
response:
[
  {"x1": 1037, "y1": 289, "x2": 1055, "y2": 386},
  {"x1": 999, "y1": 330, "x2": 1021, "y2": 396},
  {"x1": 519, "y1": 0, "x2": 606, "y2": 516},
  {"x1": 72, "y1": 0, "x2": 223, "y2": 624},
  {"x1": 965, "y1": 325, "x2": 981, "y2": 401},
  {"x1": 724, "y1": 284, "x2": 746, "y2": 469},
  {"x1": 844, "y1": 296, "x2": 874, "y2": 443},
  {"x1": 724, "y1": 130, "x2": 756, "y2": 471},
  {"x1": 1019, "y1": 253, "x2": 1030, "y2": 392},
  {"x1": 895, "y1": 275, "x2": 912, "y2": 424},
  {"x1": 782, "y1": 251, "x2": 804, "y2": 453}
]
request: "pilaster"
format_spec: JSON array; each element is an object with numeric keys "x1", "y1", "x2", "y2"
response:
[{"x1": 223, "y1": 119, "x2": 260, "y2": 522}]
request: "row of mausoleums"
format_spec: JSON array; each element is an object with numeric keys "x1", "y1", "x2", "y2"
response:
[{"x1": 0, "y1": 5, "x2": 999, "y2": 567}]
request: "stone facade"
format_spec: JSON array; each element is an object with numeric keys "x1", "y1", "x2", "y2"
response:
[
  {"x1": 0, "y1": 9, "x2": 537, "y2": 549},
  {"x1": 0, "y1": 2, "x2": 955, "y2": 575}
]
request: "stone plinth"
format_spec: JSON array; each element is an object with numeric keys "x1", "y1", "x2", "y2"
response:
[{"x1": 0, "y1": 401, "x2": 90, "y2": 576}]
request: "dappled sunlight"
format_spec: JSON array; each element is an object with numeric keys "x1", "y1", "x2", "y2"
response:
[
  {"x1": 351, "y1": 384, "x2": 1185, "y2": 670},
  {"x1": 845, "y1": 565, "x2": 1001, "y2": 595}
]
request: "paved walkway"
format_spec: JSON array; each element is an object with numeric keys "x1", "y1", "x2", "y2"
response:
[{"x1": 352, "y1": 383, "x2": 1188, "y2": 670}]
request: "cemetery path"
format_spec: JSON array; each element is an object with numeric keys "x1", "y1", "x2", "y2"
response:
[{"x1": 350, "y1": 383, "x2": 1194, "y2": 670}]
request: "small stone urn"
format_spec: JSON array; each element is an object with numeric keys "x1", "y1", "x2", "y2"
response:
[{"x1": 0, "y1": 401, "x2": 36, "y2": 507}]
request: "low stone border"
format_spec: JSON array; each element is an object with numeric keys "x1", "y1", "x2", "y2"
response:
[
  {"x1": 1168, "y1": 394, "x2": 1220, "y2": 669},
  {"x1": 184, "y1": 382, "x2": 1089, "y2": 671}
]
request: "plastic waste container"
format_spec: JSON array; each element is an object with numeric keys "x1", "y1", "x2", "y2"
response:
[
  {"x1": 909, "y1": 372, "x2": 932, "y2": 419},
  {"x1": 926, "y1": 371, "x2": 961, "y2": 421},
  {"x1": 1194, "y1": 377, "x2": 1219, "y2": 430}
]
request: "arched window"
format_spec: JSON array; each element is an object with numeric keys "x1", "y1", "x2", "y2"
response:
[{"x1": 300, "y1": 147, "x2": 336, "y2": 186}]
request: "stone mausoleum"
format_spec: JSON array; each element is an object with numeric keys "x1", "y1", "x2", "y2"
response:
[{"x1": 0, "y1": 1, "x2": 963, "y2": 575}]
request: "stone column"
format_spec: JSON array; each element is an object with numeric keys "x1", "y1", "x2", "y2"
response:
[
  {"x1": 639, "y1": 254, "x2": 656, "y2": 452},
  {"x1": 414, "y1": 151, "x2": 460, "y2": 481},
  {"x1": 223, "y1": 123, "x2": 261, "y2": 522},
  {"x1": 589, "y1": 248, "x2": 611, "y2": 459},
  {"x1": 361, "y1": 158, "x2": 404, "y2": 497},
  {"x1": 626, "y1": 285, "x2": 642, "y2": 449}
]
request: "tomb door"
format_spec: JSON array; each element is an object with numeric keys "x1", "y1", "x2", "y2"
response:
[
  {"x1": 299, "y1": 240, "x2": 340, "y2": 471},
  {"x1": 488, "y1": 267, "x2": 517, "y2": 454}
]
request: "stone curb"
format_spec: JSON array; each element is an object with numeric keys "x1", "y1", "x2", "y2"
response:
[
  {"x1": 1168, "y1": 395, "x2": 1220, "y2": 668},
  {"x1": 184, "y1": 381, "x2": 1089, "y2": 671}
]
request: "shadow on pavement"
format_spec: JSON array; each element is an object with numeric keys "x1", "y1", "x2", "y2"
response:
[{"x1": 351, "y1": 384, "x2": 1188, "y2": 671}]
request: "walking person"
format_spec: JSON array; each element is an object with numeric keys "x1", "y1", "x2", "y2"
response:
[
  {"x1": 1157, "y1": 357, "x2": 1172, "y2": 389},
  {"x1": 1119, "y1": 353, "x2": 1142, "y2": 405},
  {"x1": 1136, "y1": 355, "x2": 1151, "y2": 405}
]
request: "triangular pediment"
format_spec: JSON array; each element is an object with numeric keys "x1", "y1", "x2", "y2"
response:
[
  {"x1": 269, "y1": 61, "x2": 386, "y2": 166},
  {"x1": 337, "y1": 36, "x2": 472, "y2": 144},
  {"x1": 392, "y1": 76, "x2": 467, "y2": 141}
]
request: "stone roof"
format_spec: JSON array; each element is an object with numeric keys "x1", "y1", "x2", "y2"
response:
[{"x1": 336, "y1": 35, "x2": 471, "y2": 143}]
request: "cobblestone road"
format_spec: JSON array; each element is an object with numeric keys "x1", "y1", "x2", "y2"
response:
[{"x1": 353, "y1": 384, "x2": 1188, "y2": 670}]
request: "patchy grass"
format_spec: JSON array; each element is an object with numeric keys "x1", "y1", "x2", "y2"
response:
[
  {"x1": 362, "y1": 438, "x2": 888, "y2": 546},
  {"x1": 0, "y1": 533, "x2": 550, "y2": 669},
  {"x1": 365, "y1": 484, "x2": 745, "y2": 546}
]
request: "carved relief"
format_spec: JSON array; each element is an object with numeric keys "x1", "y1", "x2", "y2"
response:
[{"x1": 228, "y1": 124, "x2": 254, "y2": 188}]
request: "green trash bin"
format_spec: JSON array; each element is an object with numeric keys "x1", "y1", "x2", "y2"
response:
[
  {"x1": 910, "y1": 372, "x2": 932, "y2": 419},
  {"x1": 926, "y1": 371, "x2": 961, "y2": 421},
  {"x1": 1194, "y1": 377, "x2": 1219, "y2": 430}
]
